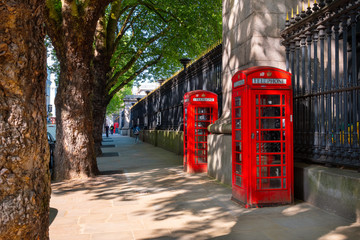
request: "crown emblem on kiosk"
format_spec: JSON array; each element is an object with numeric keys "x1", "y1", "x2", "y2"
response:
[
  {"x1": 267, "y1": 71, "x2": 272, "y2": 77},
  {"x1": 201, "y1": 94, "x2": 206, "y2": 97}
]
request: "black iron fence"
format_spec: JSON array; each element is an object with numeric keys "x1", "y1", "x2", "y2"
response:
[
  {"x1": 130, "y1": 43, "x2": 222, "y2": 131},
  {"x1": 281, "y1": 0, "x2": 360, "y2": 169}
]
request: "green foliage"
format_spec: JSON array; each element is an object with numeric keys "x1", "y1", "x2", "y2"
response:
[
  {"x1": 106, "y1": 84, "x2": 133, "y2": 116},
  {"x1": 106, "y1": 0, "x2": 222, "y2": 92}
]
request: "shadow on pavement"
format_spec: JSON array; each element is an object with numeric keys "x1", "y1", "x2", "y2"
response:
[
  {"x1": 49, "y1": 207, "x2": 58, "y2": 226},
  {"x1": 49, "y1": 136, "x2": 359, "y2": 239}
]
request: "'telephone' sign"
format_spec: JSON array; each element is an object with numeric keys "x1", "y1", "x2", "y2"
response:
[
  {"x1": 193, "y1": 98, "x2": 215, "y2": 102},
  {"x1": 252, "y1": 78, "x2": 287, "y2": 84},
  {"x1": 234, "y1": 79, "x2": 245, "y2": 88}
]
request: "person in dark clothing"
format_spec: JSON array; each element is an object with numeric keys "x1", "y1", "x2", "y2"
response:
[
  {"x1": 110, "y1": 125, "x2": 114, "y2": 135},
  {"x1": 105, "y1": 125, "x2": 109, "y2": 137},
  {"x1": 133, "y1": 125, "x2": 140, "y2": 143}
]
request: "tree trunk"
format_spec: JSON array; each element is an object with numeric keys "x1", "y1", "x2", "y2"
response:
[
  {"x1": 44, "y1": 1, "x2": 111, "y2": 181},
  {"x1": 0, "y1": 1, "x2": 50, "y2": 239},
  {"x1": 92, "y1": 85, "x2": 107, "y2": 157},
  {"x1": 92, "y1": 61, "x2": 111, "y2": 157},
  {"x1": 54, "y1": 52, "x2": 99, "y2": 180},
  {"x1": 93, "y1": 18, "x2": 112, "y2": 156}
]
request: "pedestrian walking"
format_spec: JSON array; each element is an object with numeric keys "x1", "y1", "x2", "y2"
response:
[
  {"x1": 133, "y1": 125, "x2": 140, "y2": 143},
  {"x1": 110, "y1": 125, "x2": 114, "y2": 135},
  {"x1": 105, "y1": 124, "x2": 109, "y2": 138}
]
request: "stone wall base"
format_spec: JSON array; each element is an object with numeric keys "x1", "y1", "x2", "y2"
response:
[
  {"x1": 140, "y1": 130, "x2": 183, "y2": 155},
  {"x1": 207, "y1": 134, "x2": 232, "y2": 185},
  {"x1": 294, "y1": 162, "x2": 360, "y2": 222}
]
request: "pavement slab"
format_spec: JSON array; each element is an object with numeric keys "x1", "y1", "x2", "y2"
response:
[{"x1": 49, "y1": 135, "x2": 359, "y2": 239}]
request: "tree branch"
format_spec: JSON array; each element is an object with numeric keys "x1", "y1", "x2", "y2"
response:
[
  {"x1": 84, "y1": 0, "x2": 113, "y2": 32},
  {"x1": 44, "y1": 0, "x2": 66, "y2": 59},
  {"x1": 107, "y1": 55, "x2": 163, "y2": 102},
  {"x1": 112, "y1": 6, "x2": 137, "y2": 53},
  {"x1": 137, "y1": 0, "x2": 180, "y2": 23},
  {"x1": 106, "y1": 2, "x2": 131, "y2": 54},
  {"x1": 106, "y1": 26, "x2": 169, "y2": 91}
]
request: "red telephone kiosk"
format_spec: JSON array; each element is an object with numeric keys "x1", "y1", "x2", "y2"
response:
[
  {"x1": 231, "y1": 66, "x2": 293, "y2": 207},
  {"x1": 183, "y1": 90, "x2": 218, "y2": 173}
]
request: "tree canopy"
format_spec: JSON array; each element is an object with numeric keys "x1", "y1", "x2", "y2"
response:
[
  {"x1": 47, "y1": 0, "x2": 222, "y2": 98},
  {"x1": 103, "y1": 0, "x2": 222, "y2": 99}
]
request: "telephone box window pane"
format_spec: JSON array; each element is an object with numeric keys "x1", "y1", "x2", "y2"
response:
[
  {"x1": 261, "y1": 107, "x2": 281, "y2": 117},
  {"x1": 235, "y1": 97, "x2": 241, "y2": 107},
  {"x1": 235, "y1": 176, "x2": 242, "y2": 187},
  {"x1": 256, "y1": 119, "x2": 259, "y2": 129},
  {"x1": 196, "y1": 122, "x2": 206, "y2": 128},
  {"x1": 283, "y1": 166, "x2": 286, "y2": 176},
  {"x1": 282, "y1": 119, "x2": 285, "y2": 128},
  {"x1": 196, "y1": 143, "x2": 206, "y2": 149},
  {"x1": 260, "y1": 143, "x2": 281, "y2": 153},
  {"x1": 282, "y1": 107, "x2": 285, "y2": 117},
  {"x1": 236, "y1": 119, "x2": 241, "y2": 129},
  {"x1": 196, "y1": 136, "x2": 206, "y2": 142},
  {"x1": 270, "y1": 166, "x2": 281, "y2": 177},
  {"x1": 256, "y1": 95, "x2": 259, "y2": 105},
  {"x1": 197, "y1": 157, "x2": 207, "y2": 163},
  {"x1": 197, "y1": 115, "x2": 210, "y2": 121},
  {"x1": 261, "y1": 167, "x2": 281, "y2": 177},
  {"x1": 283, "y1": 178, "x2": 286, "y2": 188},
  {"x1": 236, "y1": 164, "x2": 242, "y2": 174},
  {"x1": 261, "y1": 95, "x2": 280, "y2": 105},
  {"x1": 261, "y1": 179, "x2": 281, "y2": 189},
  {"x1": 282, "y1": 131, "x2": 286, "y2": 141},
  {"x1": 256, "y1": 107, "x2": 259, "y2": 117},
  {"x1": 195, "y1": 129, "x2": 205, "y2": 135},
  {"x1": 283, "y1": 142, "x2": 285, "y2": 152},
  {"x1": 197, "y1": 108, "x2": 210, "y2": 114},
  {"x1": 283, "y1": 155, "x2": 286, "y2": 164},
  {"x1": 261, "y1": 119, "x2": 281, "y2": 129},
  {"x1": 261, "y1": 131, "x2": 281, "y2": 141},
  {"x1": 282, "y1": 95, "x2": 285, "y2": 105},
  {"x1": 196, "y1": 150, "x2": 206, "y2": 156},
  {"x1": 236, "y1": 153, "x2": 242, "y2": 163},
  {"x1": 236, "y1": 131, "x2": 242, "y2": 140},
  {"x1": 236, "y1": 142, "x2": 242, "y2": 152},
  {"x1": 261, "y1": 154, "x2": 281, "y2": 165},
  {"x1": 235, "y1": 108, "x2": 242, "y2": 118}
]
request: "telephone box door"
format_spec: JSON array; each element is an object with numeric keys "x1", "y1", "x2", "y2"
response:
[
  {"x1": 183, "y1": 90, "x2": 218, "y2": 173},
  {"x1": 250, "y1": 90, "x2": 293, "y2": 205}
]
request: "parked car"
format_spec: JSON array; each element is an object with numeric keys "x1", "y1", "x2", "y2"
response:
[{"x1": 47, "y1": 132, "x2": 55, "y2": 175}]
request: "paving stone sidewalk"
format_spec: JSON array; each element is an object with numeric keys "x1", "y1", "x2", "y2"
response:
[{"x1": 49, "y1": 135, "x2": 360, "y2": 240}]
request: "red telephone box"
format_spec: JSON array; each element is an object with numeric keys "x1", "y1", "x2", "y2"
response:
[
  {"x1": 183, "y1": 90, "x2": 218, "y2": 173},
  {"x1": 231, "y1": 66, "x2": 293, "y2": 207}
]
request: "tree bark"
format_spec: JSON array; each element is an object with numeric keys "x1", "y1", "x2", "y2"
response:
[
  {"x1": 92, "y1": 87, "x2": 108, "y2": 157},
  {"x1": 93, "y1": 17, "x2": 112, "y2": 156},
  {"x1": 0, "y1": 1, "x2": 51, "y2": 239},
  {"x1": 92, "y1": 63, "x2": 109, "y2": 157},
  {"x1": 54, "y1": 53, "x2": 99, "y2": 180}
]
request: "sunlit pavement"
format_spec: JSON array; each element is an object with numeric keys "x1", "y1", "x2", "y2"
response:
[{"x1": 49, "y1": 135, "x2": 360, "y2": 240}]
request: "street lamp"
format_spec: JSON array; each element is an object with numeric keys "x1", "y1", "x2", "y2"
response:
[{"x1": 180, "y1": 58, "x2": 191, "y2": 70}]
